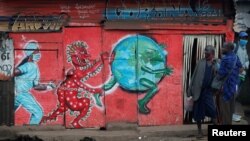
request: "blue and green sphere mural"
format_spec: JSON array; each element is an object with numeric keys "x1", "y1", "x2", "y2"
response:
[{"x1": 111, "y1": 35, "x2": 168, "y2": 91}]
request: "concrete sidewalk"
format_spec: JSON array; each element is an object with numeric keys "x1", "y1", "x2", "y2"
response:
[
  {"x1": 0, "y1": 102, "x2": 248, "y2": 141},
  {"x1": 0, "y1": 124, "x2": 206, "y2": 141},
  {"x1": 0, "y1": 118, "x2": 248, "y2": 141}
]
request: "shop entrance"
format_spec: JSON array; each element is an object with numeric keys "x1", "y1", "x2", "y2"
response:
[{"x1": 183, "y1": 35, "x2": 224, "y2": 124}]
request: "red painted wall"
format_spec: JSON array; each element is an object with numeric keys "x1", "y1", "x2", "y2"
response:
[
  {"x1": 10, "y1": 28, "x2": 183, "y2": 127},
  {"x1": 0, "y1": 0, "x2": 105, "y2": 26},
  {"x1": 10, "y1": 22, "x2": 236, "y2": 128},
  {"x1": 0, "y1": 0, "x2": 235, "y2": 129},
  {"x1": 63, "y1": 27, "x2": 106, "y2": 128},
  {"x1": 137, "y1": 34, "x2": 183, "y2": 126},
  {"x1": 103, "y1": 31, "x2": 183, "y2": 126},
  {"x1": 11, "y1": 33, "x2": 64, "y2": 125},
  {"x1": 0, "y1": 0, "x2": 225, "y2": 27}
]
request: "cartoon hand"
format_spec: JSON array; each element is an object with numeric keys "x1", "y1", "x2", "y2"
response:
[
  {"x1": 94, "y1": 88, "x2": 104, "y2": 96},
  {"x1": 46, "y1": 81, "x2": 56, "y2": 90},
  {"x1": 94, "y1": 94, "x2": 102, "y2": 107},
  {"x1": 164, "y1": 67, "x2": 173, "y2": 75},
  {"x1": 110, "y1": 52, "x2": 115, "y2": 64},
  {"x1": 100, "y1": 52, "x2": 109, "y2": 61},
  {"x1": 66, "y1": 68, "x2": 74, "y2": 76}
]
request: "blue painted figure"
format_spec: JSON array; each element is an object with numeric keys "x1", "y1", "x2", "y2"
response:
[{"x1": 14, "y1": 41, "x2": 55, "y2": 124}]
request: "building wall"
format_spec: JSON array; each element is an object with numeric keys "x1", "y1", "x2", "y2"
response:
[
  {"x1": 1, "y1": 0, "x2": 235, "y2": 128},
  {"x1": 11, "y1": 33, "x2": 64, "y2": 126},
  {"x1": 10, "y1": 28, "x2": 183, "y2": 128}
]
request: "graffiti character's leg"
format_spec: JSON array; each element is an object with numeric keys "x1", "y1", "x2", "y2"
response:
[
  {"x1": 44, "y1": 103, "x2": 66, "y2": 122},
  {"x1": 71, "y1": 98, "x2": 90, "y2": 128},
  {"x1": 40, "y1": 89, "x2": 66, "y2": 123},
  {"x1": 138, "y1": 78, "x2": 158, "y2": 114},
  {"x1": 18, "y1": 93, "x2": 43, "y2": 124}
]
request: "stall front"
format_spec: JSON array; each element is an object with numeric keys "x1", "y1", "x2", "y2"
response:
[{"x1": 0, "y1": 0, "x2": 235, "y2": 128}]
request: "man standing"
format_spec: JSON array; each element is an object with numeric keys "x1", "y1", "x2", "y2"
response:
[
  {"x1": 188, "y1": 45, "x2": 218, "y2": 138},
  {"x1": 218, "y1": 42, "x2": 242, "y2": 125},
  {"x1": 15, "y1": 41, "x2": 55, "y2": 125},
  {"x1": 233, "y1": 31, "x2": 249, "y2": 122}
]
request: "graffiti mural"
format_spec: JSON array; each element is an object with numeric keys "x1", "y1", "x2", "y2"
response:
[
  {"x1": 41, "y1": 41, "x2": 107, "y2": 128},
  {"x1": 10, "y1": 14, "x2": 69, "y2": 32},
  {"x1": 14, "y1": 41, "x2": 56, "y2": 125},
  {"x1": 105, "y1": 0, "x2": 222, "y2": 21},
  {"x1": 104, "y1": 35, "x2": 173, "y2": 114},
  {"x1": 12, "y1": 28, "x2": 183, "y2": 127}
]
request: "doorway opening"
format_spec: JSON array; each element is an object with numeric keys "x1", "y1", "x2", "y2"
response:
[{"x1": 183, "y1": 35, "x2": 224, "y2": 124}]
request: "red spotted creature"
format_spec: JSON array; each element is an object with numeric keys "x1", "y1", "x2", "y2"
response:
[{"x1": 40, "y1": 41, "x2": 108, "y2": 128}]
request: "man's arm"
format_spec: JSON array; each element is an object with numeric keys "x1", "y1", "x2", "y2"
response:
[
  {"x1": 187, "y1": 60, "x2": 200, "y2": 97},
  {"x1": 244, "y1": 52, "x2": 249, "y2": 70},
  {"x1": 217, "y1": 57, "x2": 229, "y2": 79}
]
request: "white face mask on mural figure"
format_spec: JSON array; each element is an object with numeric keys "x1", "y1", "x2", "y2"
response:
[
  {"x1": 23, "y1": 41, "x2": 41, "y2": 62},
  {"x1": 32, "y1": 53, "x2": 41, "y2": 62}
]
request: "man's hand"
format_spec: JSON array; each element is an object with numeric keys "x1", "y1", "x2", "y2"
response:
[
  {"x1": 239, "y1": 67, "x2": 244, "y2": 73},
  {"x1": 187, "y1": 96, "x2": 193, "y2": 101}
]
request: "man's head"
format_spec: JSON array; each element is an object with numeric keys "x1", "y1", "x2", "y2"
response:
[
  {"x1": 221, "y1": 42, "x2": 234, "y2": 54},
  {"x1": 204, "y1": 45, "x2": 215, "y2": 61},
  {"x1": 239, "y1": 31, "x2": 248, "y2": 47},
  {"x1": 239, "y1": 31, "x2": 248, "y2": 39}
]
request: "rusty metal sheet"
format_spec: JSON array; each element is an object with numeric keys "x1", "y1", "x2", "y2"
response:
[{"x1": 0, "y1": 0, "x2": 105, "y2": 27}]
